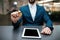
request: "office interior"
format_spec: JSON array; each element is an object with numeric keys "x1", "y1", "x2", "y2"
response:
[{"x1": 0, "y1": 0, "x2": 60, "y2": 26}]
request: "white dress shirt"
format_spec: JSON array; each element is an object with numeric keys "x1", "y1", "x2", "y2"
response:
[{"x1": 28, "y1": 3, "x2": 37, "y2": 21}]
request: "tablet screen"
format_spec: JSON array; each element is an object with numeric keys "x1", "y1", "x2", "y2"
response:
[{"x1": 24, "y1": 29, "x2": 39, "y2": 37}]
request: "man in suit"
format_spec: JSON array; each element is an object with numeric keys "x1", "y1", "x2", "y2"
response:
[{"x1": 11, "y1": 0, "x2": 54, "y2": 35}]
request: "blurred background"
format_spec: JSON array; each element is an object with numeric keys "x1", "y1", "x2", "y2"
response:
[{"x1": 0, "y1": 0, "x2": 60, "y2": 26}]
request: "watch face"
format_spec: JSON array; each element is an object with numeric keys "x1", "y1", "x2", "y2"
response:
[{"x1": 22, "y1": 28, "x2": 41, "y2": 38}]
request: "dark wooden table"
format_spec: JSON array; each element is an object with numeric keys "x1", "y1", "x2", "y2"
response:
[{"x1": 0, "y1": 25, "x2": 60, "y2": 40}]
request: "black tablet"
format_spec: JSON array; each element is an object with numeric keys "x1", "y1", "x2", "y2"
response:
[{"x1": 22, "y1": 28, "x2": 41, "y2": 38}]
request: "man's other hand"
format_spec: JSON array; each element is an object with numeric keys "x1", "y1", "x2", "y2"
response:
[{"x1": 41, "y1": 27, "x2": 51, "y2": 35}]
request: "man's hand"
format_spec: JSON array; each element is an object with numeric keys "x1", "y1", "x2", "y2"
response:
[
  {"x1": 41, "y1": 27, "x2": 51, "y2": 35},
  {"x1": 11, "y1": 11, "x2": 22, "y2": 23}
]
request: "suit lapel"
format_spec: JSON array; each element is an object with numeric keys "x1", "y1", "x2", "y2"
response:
[
  {"x1": 26, "y1": 5, "x2": 33, "y2": 21},
  {"x1": 34, "y1": 4, "x2": 39, "y2": 21}
]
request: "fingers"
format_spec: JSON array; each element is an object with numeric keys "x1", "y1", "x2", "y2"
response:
[
  {"x1": 11, "y1": 16, "x2": 17, "y2": 23},
  {"x1": 11, "y1": 11, "x2": 19, "y2": 23},
  {"x1": 11, "y1": 10, "x2": 22, "y2": 18},
  {"x1": 11, "y1": 11, "x2": 18, "y2": 18},
  {"x1": 41, "y1": 27, "x2": 51, "y2": 35},
  {"x1": 11, "y1": 11, "x2": 18, "y2": 15},
  {"x1": 11, "y1": 10, "x2": 22, "y2": 23}
]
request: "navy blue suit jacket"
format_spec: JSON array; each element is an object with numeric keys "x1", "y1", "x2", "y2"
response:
[{"x1": 12, "y1": 4, "x2": 53, "y2": 31}]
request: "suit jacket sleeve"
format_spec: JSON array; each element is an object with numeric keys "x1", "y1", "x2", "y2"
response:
[{"x1": 42, "y1": 7, "x2": 54, "y2": 31}]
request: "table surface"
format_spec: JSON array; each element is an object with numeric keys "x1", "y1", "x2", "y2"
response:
[{"x1": 0, "y1": 25, "x2": 60, "y2": 40}]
